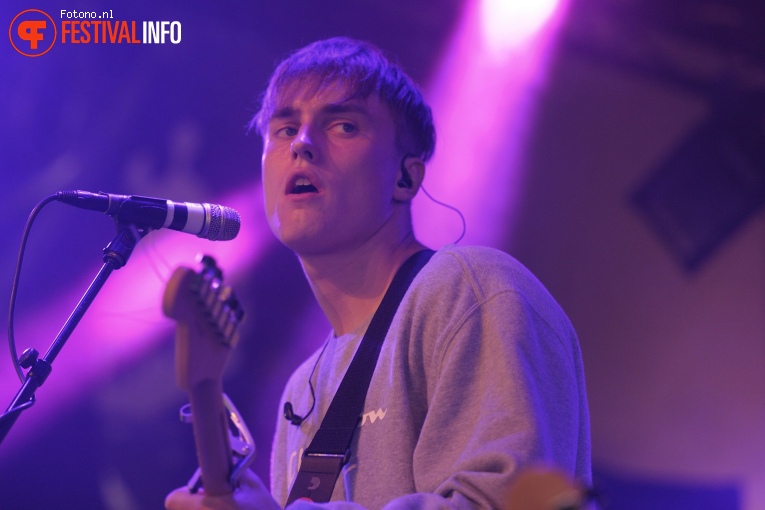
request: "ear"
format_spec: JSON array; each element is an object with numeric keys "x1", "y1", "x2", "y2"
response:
[{"x1": 393, "y1": 155, "x2": 425, "y2": 203}]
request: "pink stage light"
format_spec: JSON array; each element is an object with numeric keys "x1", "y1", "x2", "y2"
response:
[
  {"x1": 414, "y1": 0, "x2": 569, "y2": 248},
  {"x1": 0, "y1": 183, "x2": 271, "y2": 454},
  {"x1": 1, "y1": 0, "x2": 570, "y2": 455},
  {"x1": 481, "y1": 0, "x2": 562, "y2": 58}
]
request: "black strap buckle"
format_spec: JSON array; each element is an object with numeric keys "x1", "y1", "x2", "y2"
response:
[{"x1": 286, "y1": 451, "x2": 350, "y2": 504}]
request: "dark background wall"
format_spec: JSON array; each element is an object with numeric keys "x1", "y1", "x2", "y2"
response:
[{"x1": 1, "y1": 0, "x2": 762, "y2": 508}]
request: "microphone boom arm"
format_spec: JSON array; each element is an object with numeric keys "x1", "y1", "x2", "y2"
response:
[{"x1": 0, "y1": 224, "x2": 146, "y2": 445}]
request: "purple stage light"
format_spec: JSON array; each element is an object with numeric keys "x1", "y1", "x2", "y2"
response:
[
  {"x1": 414, "y1": 0, "x2": 570, "y2": 247},
  {"x1": 0, "y1": 183, "x2": 272, "y2": 455}
]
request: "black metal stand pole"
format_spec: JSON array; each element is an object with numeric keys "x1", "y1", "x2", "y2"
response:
[{"x1": 0, "y1": 225, "x2": 146, "y2": 445}]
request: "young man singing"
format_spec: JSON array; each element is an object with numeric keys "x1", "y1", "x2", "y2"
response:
[{"x1": 166, "y1": 37, "x2": 591, "y2": 510}]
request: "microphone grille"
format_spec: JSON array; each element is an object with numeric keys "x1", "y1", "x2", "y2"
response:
[{"x1": 203, "y1": 204, "x2": 241, "y2": 241}]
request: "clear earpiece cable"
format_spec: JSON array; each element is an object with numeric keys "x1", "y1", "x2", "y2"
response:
[{"x1": 420, "y1": 185, "x2": 466, "y2": 244}]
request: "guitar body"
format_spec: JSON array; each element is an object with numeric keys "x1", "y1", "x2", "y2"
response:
[{"x1": 163, "y1": 256, "x2": 246, "y2": 496}]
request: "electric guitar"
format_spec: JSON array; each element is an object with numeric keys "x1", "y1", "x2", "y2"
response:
[
  {"x1": 162, "y1": 255, "x2": 254, "y2": 496},
  {"x1": 162, "y1": 257, "x2": 595, "y2": 507}
]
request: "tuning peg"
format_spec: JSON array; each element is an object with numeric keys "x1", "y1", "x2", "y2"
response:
[{"x1": 198, "y1": 254, "x2": 223, "y2": 279}]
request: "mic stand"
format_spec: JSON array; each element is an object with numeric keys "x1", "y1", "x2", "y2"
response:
[{"x1": 0, "y1": 224, "x2": 148, "y2": 445}]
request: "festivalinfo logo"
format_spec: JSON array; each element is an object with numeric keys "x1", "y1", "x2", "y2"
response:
[{"x1": 9, "y1": 8, "x2": 182, "y2": 57}]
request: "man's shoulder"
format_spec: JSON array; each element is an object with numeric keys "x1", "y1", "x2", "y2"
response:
[
  {"x1": 414, "y1": 245, "x2": 571, "y2": 330},
  {"x1": 431, "y1": 244, "x2": 522, "y2": 271},
  {"x1": 422, "y1": 244, "x2": 543, "y2": 298}
]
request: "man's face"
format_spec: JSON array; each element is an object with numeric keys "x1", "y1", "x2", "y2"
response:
[{"x1": 261, "y1": 81, "x2": 402, "y2": 257}]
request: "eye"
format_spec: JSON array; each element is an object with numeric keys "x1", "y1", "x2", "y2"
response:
[
  {"x1": 331, "y1": 122, "x2": 357, "y2": 135},
  {"x1": 278, "y1": 126, "x2": 298, "y2": 137},
  {"x1": 269, "y1": 121, "x2": 298, "y2": 139}
]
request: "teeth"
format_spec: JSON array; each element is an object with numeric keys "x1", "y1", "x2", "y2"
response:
[{"x1": 291, "y1": 176, "x2": 318, "y2": 195}]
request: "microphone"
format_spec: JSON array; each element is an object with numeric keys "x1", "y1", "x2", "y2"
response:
[
  {"x1": 56, "y1": 190, "x2": 240, "y2": 241},
  {"x1": 283, "y1": 402, "x2": 305, "y2": 426}
]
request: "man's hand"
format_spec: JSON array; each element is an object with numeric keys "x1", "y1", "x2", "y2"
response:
[{"x1": 165, "y1": 470, "x2": 281, "y2": 510}]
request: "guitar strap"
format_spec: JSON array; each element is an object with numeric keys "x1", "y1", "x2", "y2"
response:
[{"x1": 286, "y1": 249, "x2": 435, "y2": 505}]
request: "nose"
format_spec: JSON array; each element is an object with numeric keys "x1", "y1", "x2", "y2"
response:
[{"x1": 290, "y1": 127, "x2": 318, "y2": 163}]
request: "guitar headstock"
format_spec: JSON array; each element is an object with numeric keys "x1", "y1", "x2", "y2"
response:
[{"x1": 162, "y1": 255, "x2": 245, "y2": 392}]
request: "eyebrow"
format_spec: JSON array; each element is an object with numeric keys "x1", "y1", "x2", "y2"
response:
[
  {"x1": 269, "y1": 100, "x2": 371, "y2": 123},
  {"x1": 270, "y1": 106, "x2": 298, "y2": 121},
  {"x1": 322, "y1": 102, "x2": 370, "y2": 117}
]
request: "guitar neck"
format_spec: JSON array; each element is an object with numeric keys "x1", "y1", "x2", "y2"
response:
[
  {"x1": 187, "y1": 378, "x2": 232, "y2": 496},
  {"x1": 163, "y1": 257, "x2": 246, "y2": 496}
]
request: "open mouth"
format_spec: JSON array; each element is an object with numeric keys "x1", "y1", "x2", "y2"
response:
[{"x1": 289, "y1": 176, "x2": 319, "y2": 195}]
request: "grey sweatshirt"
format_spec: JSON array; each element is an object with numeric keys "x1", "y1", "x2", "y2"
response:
[{"x1": 271, "y1": 245, "x2": 591, "y2": 509}]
